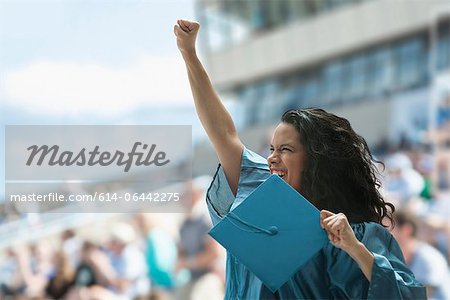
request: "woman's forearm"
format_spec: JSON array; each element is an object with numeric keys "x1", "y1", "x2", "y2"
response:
[
  {"x1": 182, "y1": 52, "x2": 238, "y2": 147},
  {"x1": 182, "y1": 52, "x2": 243, "y2": 194},
  {"x1": 348, "y1": 241, "x2": 374, "y2": 281}
]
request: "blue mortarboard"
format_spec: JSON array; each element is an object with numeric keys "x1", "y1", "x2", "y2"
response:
[{"x1": 209, "y1": 174, "x2": 328, "y2": 292}]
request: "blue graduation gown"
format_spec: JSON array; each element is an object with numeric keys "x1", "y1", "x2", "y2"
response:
[{"x1": 206, "y1": 147, "x2": 426, "y2": 299}]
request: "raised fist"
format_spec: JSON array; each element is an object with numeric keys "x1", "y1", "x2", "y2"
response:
[{"x1": 174, "y1": 19, "x2": 200, "y2": 55}]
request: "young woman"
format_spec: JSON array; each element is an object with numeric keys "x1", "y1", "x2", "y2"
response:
[{"x1": 174, "y1": 19, "x2": 426, "y2": 299}]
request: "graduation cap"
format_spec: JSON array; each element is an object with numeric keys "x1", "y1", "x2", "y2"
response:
[{"x1": 209, "y1": 174, "x2": 328, "y2": 292}]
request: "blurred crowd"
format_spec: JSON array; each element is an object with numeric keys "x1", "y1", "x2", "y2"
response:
[
  {"x1": 0, "y1": 177, "x2": 226, "y2": 300},
  {"x1": 376, "y1": 96, "x2": 450, "y2": 299},
  {"x1": 3, "y1": 139, "x2": 450, "y2": 299},
  {"x1": 1, "y1": 146, "x2": 450, "y2": 299},
  {"x1": 1, "y1": 98, "x2": 450, "y2": 300},
  {"x1": 379, "y1": 144, "x2": 450, "y2": 299}
]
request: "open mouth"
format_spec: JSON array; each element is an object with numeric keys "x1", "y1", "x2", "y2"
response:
[{"x1": 271, "y1": 170, "x2": 286, "y2": 179}]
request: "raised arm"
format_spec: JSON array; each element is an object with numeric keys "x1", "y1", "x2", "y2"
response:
[{"x1": 174, "y1": 19, "x2": 243, "y2": 195}]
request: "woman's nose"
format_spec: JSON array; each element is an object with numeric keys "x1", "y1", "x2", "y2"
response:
[{"x1": 268, "y1": 152, "x2": 279, "y2": 165}]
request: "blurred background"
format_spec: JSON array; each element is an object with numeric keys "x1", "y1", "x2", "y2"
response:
[{"x1": 1, "y1": 0, "x2": 450, "y2": 299}]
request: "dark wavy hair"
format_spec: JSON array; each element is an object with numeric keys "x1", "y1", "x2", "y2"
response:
[{"x1": 281, "y1": 108, "x2": 394, "y2": 225}]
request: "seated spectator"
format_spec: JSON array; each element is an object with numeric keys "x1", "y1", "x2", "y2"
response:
[
  {"x1": 0, "y1": 247, "x2": 26, "y2": 297},
  {"x1": 437, "y1": 154, "x2": 450, "y2": 191},
  {"x1": 88, "y1": 222, "x2": 150, "y2": 299},
  {"x1": 392, "y1": 210, "x2": 450, "y2": 299},
  {"x1": 425, "y1": 190, "x2": 450, "y2": 263},
  {"x1": 60, "y1": 229, "x2": 82, "y2": 269},
  {"x1": 384, "y1": 153, "x2": 425, "y2": 205},
  {"x1": 176, "y1": 176, "x2": 224, "y2": 300},
  {"x1": 73, "y1": 241, "x2": 99, "y2": 288},
  {"x1": 45, "y1": 251, "x2": 74, "y2": 299},
  {"x1": 139, "y1": 214, "x2": 178, "y2": 290}
]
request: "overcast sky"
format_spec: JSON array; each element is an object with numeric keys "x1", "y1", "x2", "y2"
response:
[
  {"x1": 0, "y1": 0, "x2": 197, "y2": 117},
  {"x1": 0, "y1": 0, "x2": 220, "y2": 200}
]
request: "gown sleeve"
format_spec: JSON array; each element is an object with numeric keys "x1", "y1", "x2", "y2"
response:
[
  {"x1": 363, "y1": 223, "x2": 427, "y2": 299},
  {"x1": 324, "y1": 223, "x2": 426, "y2": 300},
  {"x1": 205, "y1": 146, "x2": 270, "y2": 226}
]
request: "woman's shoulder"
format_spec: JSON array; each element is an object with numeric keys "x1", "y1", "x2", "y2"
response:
[
  {"x1": 363, "y1": 222, "x2": 392, "y2": 238},
  {"x1": 350, "y1": 222, "x2": 393, "y2": 243},
  {"x1": 241, "y1": 146, "x2": 269, "y2": 170},
  {"x1": 205, "y1": 146, "x2": 270, "y2": 219},
  {"x1": 350, "y1": 222, "x2": 401, "y2": 256}
]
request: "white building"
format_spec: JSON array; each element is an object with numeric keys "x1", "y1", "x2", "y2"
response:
[{"x1": 194, "y1": 0, "x2": 450, "y2": 155}]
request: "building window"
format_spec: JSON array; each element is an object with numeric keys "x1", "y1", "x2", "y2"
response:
[
  {"x1": 282, "y1": 72, "x2": 321, "y2": 109},
  {"x1": 200, "y1": 0, "x2": 376, "y2": 52},
  {"x1": 239, "y1": 85, "x2": 259, "y2": 126},
  {"x1": 301, "y1": 75, "x2": 321, "y2": 107},
  {"x1": 321, "y1": 61, "x2": 343, "y2": 104},
  {"x1": 366, "y1": 47, "x2": 394, "y2": 96},
  {"x1": 395, "y1": 37, "x2": 426, "y2": 89},
  {"x1": 346, "y1": 54, "x2": 368, "y2": 100},
  {"x1": 437, "y1": 23, "x2": 450, "y2": 71},
  {"x1": 256, "y1": 80, "x2": 280, "y2": 123},
  {"x1": 199, "y1": 1, "x2": 253, "y2": 52}
]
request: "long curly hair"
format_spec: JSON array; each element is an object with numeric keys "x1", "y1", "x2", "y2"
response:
[{"x1": 281, "y1": 108, "x2": 394, "y2": 225}]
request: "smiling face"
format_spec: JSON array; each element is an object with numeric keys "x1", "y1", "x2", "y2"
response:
[{"x1": 268, "y1": 122, "x2": 306, "y2": 192}]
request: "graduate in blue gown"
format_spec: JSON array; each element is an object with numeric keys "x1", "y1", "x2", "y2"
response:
[
  {"x1": 207, "y1": 147, "x2": 425, "y2": 299},
  {"x1": 175, "y1": 19, "x2": 426, "y2": 299}
]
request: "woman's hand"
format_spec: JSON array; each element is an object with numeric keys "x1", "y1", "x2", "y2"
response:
[
  {"x1": 320, "y1": 210, "x2": 359, "y2": 252},
  {"x1": 174, "y1": 19, "x2": 200, "y2": 56},
  {"x1": 320, "y1": 210, "x2": 375, "y2": 281}
]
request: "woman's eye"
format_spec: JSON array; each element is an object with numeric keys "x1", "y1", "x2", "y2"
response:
[
  {"x1": 282, "y1": 148, "x2": 291, "y2": 152},
  {"x1": 269, "y1": 148, "x2": 274, "y2": 153}
]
